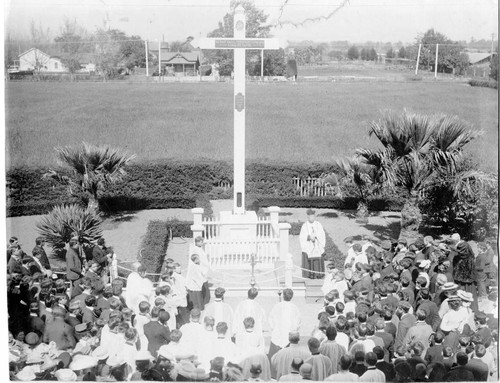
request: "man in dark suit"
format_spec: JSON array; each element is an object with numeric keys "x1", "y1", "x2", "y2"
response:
[
  {"x1": 42, "y1": 306, "x2": 76, "y2": 351},
  {"x1": 374, "y1": 318, "x2": 394, "y2": 360},
  {"x1": 445, "y1": 352, "x2": 475, "y2": 381},
  {"x1": 92, "y1": 237, "x2": 108, "y2": 284},
  {"x1": 27, "y1": 302, "x2": 45, "y2": 337},
  {"x1": 32, "y1": 237, "x2": 51, "y2": 272},
  {"x1": 66, "y1": 238, "x2": 84, "y2": 298},
  {"x1": 383, "y1": 309, "x2": 398, "y2": 339},
  {"x1": 394, "y1": 301, "x2": 416, "y2": 353},
  {"x1": 425, "y1": 331, "x2": 445, "y2": 368},
  {"x1": 144, "y1": 308, "x2": 171, "y2": 357},
  {"x1": 465, "y1": 344, "x2": 489, "y2": 381},
  {"x1": 374, "y1": 346, "x2": 395, "y2": 381}
]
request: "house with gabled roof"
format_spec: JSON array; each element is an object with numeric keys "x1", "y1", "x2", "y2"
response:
[
  {"x1": 161, "y1": 51, "x2": 200, "y2": 76},
  {"x1": 18, "y1": 48, "x2": 96, "y2": 73}
]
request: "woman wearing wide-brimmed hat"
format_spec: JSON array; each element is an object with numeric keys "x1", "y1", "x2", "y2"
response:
[{"x1": 452, "y1": 241, "x2": 479, "y2": 312}]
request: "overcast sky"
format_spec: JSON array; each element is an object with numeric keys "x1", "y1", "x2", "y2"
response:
[{"x1": 4, "y1": 0, "x2": 499, "y2": 45}]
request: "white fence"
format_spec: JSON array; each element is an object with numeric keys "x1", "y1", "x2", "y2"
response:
[{"x1": 292, "y1": 176, "x2": 340, "y2": 197}]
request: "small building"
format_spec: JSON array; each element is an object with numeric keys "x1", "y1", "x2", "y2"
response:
[
  {"x1": 161, "y1": 52, "x2": 200, "y2": 76},
  {"x1": 468, "y1": 52, "x2": 496, "y2": 66},
  {"x1": 18, "y1": 48, "x2": 65, "y2": 72},
  {"x1": 18, "y1": 48, "x2": 96, "y2": 73}
]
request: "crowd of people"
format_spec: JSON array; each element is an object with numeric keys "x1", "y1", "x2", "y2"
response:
[{"x1": 6, "y1": 219, "x2": 499, "y2": 382}]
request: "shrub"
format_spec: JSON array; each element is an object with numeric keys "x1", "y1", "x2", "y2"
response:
[
  {"x1": 36, "y1": 204, "x2": 103, "y2": 249},
  {"x1": 468, "y1": 78, "x2": 498, "y2": 89},
  {"x1": 405, "y1": 74, "x2": 423, "y2": 81},
  {"x1": 140, "y1": 220, "x2": 170, "y2": 276}
]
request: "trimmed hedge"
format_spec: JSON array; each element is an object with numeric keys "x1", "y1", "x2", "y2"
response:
[
  {"x1": 247, "y1": 195, "x2": 405, "y2": 212},
  {"x1": 140, "y1": 220, "x2": 170, "y2": 277},
  {"x1": 468, "y1": 79, "x2": 498, "y2": 89},
  {"x1": 7, "y1": 160, "x2": 404, "y2": 216}
]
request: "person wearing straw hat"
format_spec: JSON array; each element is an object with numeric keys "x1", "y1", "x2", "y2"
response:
[
  {"x1": 300, "y1": 208, "x2": 326, "y2": 279},
  {"x1": 437, "y1": 282, "x2": 459, "y2": 319}
]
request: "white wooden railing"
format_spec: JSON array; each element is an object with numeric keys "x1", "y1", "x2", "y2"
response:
[
  {"x1": 292, "y1": 176, "x2": 340, "y2": 197},
  {"x1": 191, "y1": 207, "x2": 290, "y2": 270}
]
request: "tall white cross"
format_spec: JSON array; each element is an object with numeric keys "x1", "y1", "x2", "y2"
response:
[{"x1": 200, "y1": 6, "x2": 280, "y2": 214}]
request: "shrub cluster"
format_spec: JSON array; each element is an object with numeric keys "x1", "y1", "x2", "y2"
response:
[
  {"x1": 140, "y1": 220, "x2": 170, "y2": 277},
  {"x1": 468, "y1": 78, "x2": 498, "y2": 89},
  {"x1": 8, "y1": 161, "x2": 406, "y2": 217}
]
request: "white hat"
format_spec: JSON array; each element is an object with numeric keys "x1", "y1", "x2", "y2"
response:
[
  {"x1": 135, "y1": 350, "x2": 155, "y2": 361},
  {"x1": 54, "y1": 368, "x2": 77, "y2": 381},
  {"x1": 451, "y1": 233, "x2": 461, "y2": 242},
  {"x1": 16, "y1": 366, "x2": 36, "y2": 381},
  {"x1": 457, "y1": 290, "x2": 474, "y2": 302},
  {"x1": 69, "y1": 354, "x2": 98, "y2": 371},
  {"x1": 91, "y1": 346, "x2": 109, "y2": 360}
]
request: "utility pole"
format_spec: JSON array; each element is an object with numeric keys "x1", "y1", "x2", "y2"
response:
[
  {"x1": 415, "y1": 43, "x2": 421, "y2": 75},
  {"x1": 434, "y1": 44, "x2": 439, "y2": 79},
  {"x1": 145, "y1": 40, "x2": 149, "y2": 76}
]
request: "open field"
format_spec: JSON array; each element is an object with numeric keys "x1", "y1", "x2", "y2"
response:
[{"x1": 6, "y1": 80, "x2": 498, "y2": 171}]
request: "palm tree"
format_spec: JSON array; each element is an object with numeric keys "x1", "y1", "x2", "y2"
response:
[
  {"x1": 357, "y1": 109, "x2": 486, "y2": 241},
  {"x1": 43, "y1": 142, "x2": 136, "y2": 211},
  {"x1": 36, "y1": 204, "x2": 103, "y2": 256},
  {"x1": 318, "y1": 157, "x2": 384, "y2": 223}
]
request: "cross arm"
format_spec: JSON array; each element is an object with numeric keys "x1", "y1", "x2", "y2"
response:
[{"x1": 199, "y1": 37, "x2": 281, "y2": 50}]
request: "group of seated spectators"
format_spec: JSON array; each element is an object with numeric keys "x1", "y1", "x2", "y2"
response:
[{"x1": 6, "y1": 230, "x2": 499, "y2": 382}]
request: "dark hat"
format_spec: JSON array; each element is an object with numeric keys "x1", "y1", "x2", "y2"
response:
[
  {"x1": 75, "y1": 323, "x2": 90, "y2": 334},
  {"x1": 306, "y1": 208, "x2": 316, "y2": 215},
  {"x1": 398, "y1": 301, "x2": 412, "y2": 310},
  {"x1": 420, "y1": 288, "x2": 430, "y2": 298},
  {"x1": 344, "y1": 290, "x2": 355, "y2": 299},
  {"x1": 380, "y1": 240, "x2": 392, "y2": 250},
  {"x1": 395, "y1": 361, "x2": 411, "y2": 378},
  {"x1": 58, "y1": 352, "x2": 72, "y2": 368},
  {"x1": 475, "y1": 311, "x2": 487, "y2": 320}
]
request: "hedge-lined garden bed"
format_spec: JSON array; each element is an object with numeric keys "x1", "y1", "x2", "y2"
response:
[
  {"x1": 7, "y1": 160, "x2": 404, "y2": 217},
  {"x1": 138, "y1": 218, "x2": 346, "y2": 278}
]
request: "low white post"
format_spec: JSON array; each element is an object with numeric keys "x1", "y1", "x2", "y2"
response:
[
  {"x1": 434, "y1": 44, "x2": 439, "y2": 79},
  {"x1": 284, "y1": 253, "x2": 294, "y2": 288},
  {"x1": 190, "y1": 208, "x2": 204, "y2": 239},
  {"x1": 278, "y1": 222, "x2": 291, "y2": 261},
  {"x1": 268, "y1": 206, "x2": 280, "y2": 233}
]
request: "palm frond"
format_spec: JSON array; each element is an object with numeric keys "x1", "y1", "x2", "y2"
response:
[{"x1": 36, "y1": 204, "x2": 103, "y2": 248}]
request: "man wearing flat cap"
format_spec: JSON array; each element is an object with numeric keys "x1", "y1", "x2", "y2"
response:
[{"x1": 300, "y1": 209, "x2": 326, "y2": 279}]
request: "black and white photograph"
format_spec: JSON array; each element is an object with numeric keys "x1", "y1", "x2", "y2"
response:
[{"x1": 3, "y1": 0, "x2": 499, "y2": 381}]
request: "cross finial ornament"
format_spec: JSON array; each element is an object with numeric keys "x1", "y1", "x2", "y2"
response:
[{"x1": 199, "y1": 8, "x2": 280, "y2": 214}]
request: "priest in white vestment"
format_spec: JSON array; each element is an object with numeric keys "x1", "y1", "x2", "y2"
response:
[
  {"x1": 202, "y1": 287, "x2": 234, "y2": 336},
  {"x1": 300, "y1": 209, "x2": 326, "y2": 279},
  {"x1": 233, "y1": 287, "x2": 267, "y2": 337},
  {"x1": 125, "y1": 263, "x2": 153, "y2": 314}
]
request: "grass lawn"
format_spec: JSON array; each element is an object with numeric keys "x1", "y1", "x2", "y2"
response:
[{"x1": 6, "y1": 80, "x2": 498, "y2": 171}]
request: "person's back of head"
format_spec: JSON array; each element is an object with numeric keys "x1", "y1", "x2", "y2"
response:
[
  {"x1": 416, "y1": 309, "x2": 427, "y2": 322},
  {"x1": 335, "y1": 301, "x2": 345, "y2": 314},
  {"x1": 243, "y1": 316, "x2": 255, "y2": 330},
  {"x1": 204, "y1": 315, "x2": 215, "y2": 329},
  {"x1": 307, "y1": 337, "x2": 320, "y2": 352},
  {"x1": 170, "y1": 329, "x2": 182, "y2": 343},
  {"x1": 340, "y1": 354, "x2": 353, "y2": 371},
  {"x1": 373, "y1": 346, "x2": 384, "y2": 361},
  {"x1": 190, "y1": 308, "x2": 201, "y2": 321},
  {"x1": 355, "y1": 351, "x2": 365, "y2": 363},
  {"x1": 247, "y1": 287, "x2": 258, "y2": 300},
  {"x1": 366, "y1": 323, "x2": 375, "y2": 336},
  {"x1": 336, "y1": 315, "x2": 346, "y2": 331},
  {"x1": 325, "y1": 325, "x2": 337, "y2": 341},
  {"x1": 159, "y1": 310, "x2": 170, "y2": 325},
  {"x1": 411, "y1": 341, "x2": 425, "y2": 357},
  {"x1": 365, "y1": 352, "x2": 377, "y2": 367},
  {"x1": 433, "y1": 331, "x2": 444, "y2": 345},
  {"x1": 290, "y1": 357, "x2": 303, "y2": 372},
  {"x1": 325, "y1": 305, "x2": 336, "y2": 316},
  {"x1": 357, "y1": 311, "x2": 367, "y2": 323},
  {"x1": 288, "y1": 331, "x2": 300, "y2": 344},
  {"x1": 443, "y1": 346, "x2": 453, "y2": 358},
  {"x1": 475, "y1": 344, "x2": 486, "y2": 358},
  {"x1": 358, "y1": 323, "x2": 368, "y2": 338},
  {"x1": 299, "y1": 363, "x2": 312, "y2": 379},
  {"x1": 139, "y1": 301, "x2": 151, "y2": 314},
  {"x1": 456, "y1": 351, "x2": 468, "y2": 366},
  {"x1": 150, "y1": 306, "x2": 161, "y2": 319},
  {"x1": 383, "y1": 309, "x2": 393, "y2": 321},
  {"x1": 216, "y1": 322, "x2": 228, "y2": 336}
]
